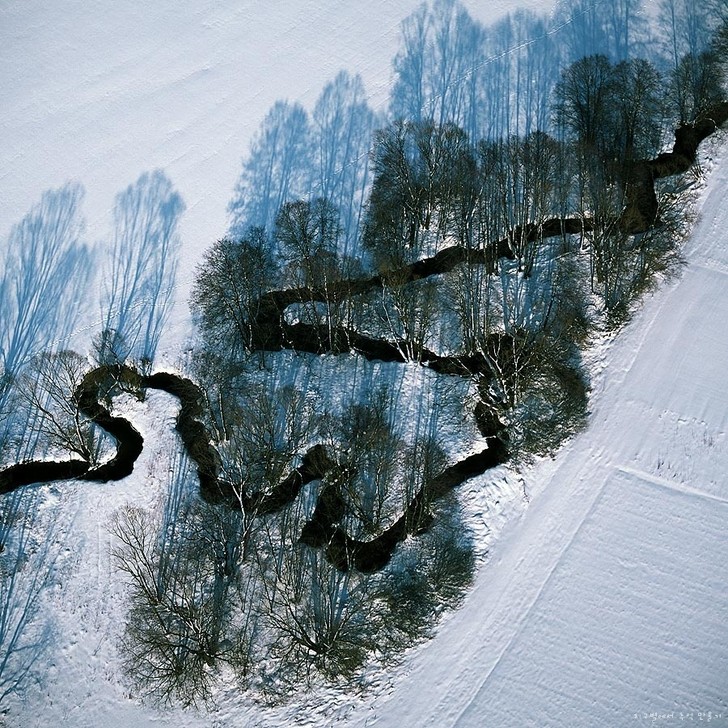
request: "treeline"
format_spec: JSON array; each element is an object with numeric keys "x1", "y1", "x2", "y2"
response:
[
  {"x1": 172, "y1": 0, "x2": 728, "y2": 702},
  {"x1": 390, "y1": 0, "x2": 726, "y2": 140},
  {"x1": 110, "y1": 388, "x2": 475, "y2": 706},
  {"x1": 226, "y1": 0, "x2": 727, "y2": 267},
  {"x1": 2, "y1": 0, "x2": 727, "y2": 710}
]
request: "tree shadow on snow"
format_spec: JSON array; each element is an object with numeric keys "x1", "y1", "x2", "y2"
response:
[{"x1": 99, "y1": 170, "x2": 185, "y2": 367}]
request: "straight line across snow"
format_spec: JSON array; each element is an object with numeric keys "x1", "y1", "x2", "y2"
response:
[
  {"x1": 617, "y1": 465, "x2": 728, "y2": 507},
  {"x1": 351, "y1": 147, "x2": 728, "y2": 728}
]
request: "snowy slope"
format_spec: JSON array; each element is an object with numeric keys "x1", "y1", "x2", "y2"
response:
[
  {"x1": 1, "y1": 2, "x2": 555, "y2": 726},
  {"x1": 343, "y1": 148, "x2": 728, "y2": 727},
  {"x1": 3, "y1": 2, "x2": 728, "y2": 727},
  {"x1": 9, "y1": 150, "x2": 726, "y2": 728},
  {"x1": 0, "y1": 0, "x2": 552, "y2": 358}
]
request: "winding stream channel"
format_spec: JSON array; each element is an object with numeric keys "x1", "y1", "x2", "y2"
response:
[{"x1": 1, "y1": 105, "x2": 726, "y2": 572}]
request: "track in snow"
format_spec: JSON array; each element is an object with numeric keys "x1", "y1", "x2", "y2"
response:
[{"x1": 353, "y1": 149, "x2": 728, "y2": 728}]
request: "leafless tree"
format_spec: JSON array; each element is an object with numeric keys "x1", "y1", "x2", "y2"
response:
[
  {"x1": 365, "y1": 120, "x2": 477, "y2": 270},
  {"x1": 190, "y1": 228, "x2": 278, "y2": 359},
  {"x1": 323, "y1": 388, "x2": 403, "y2": 539},
  {"x1": 111, "y1": 492, "x2": 259, "y2": 707},
  {"x1": 16, "y1": 350, "x2": 104, "y2": 464},
  {"x1": 275, "y1": 198, "x2": 341, "y2": 287},
  {"x1": 376, "y1": 274, "x2": 440, "y2": 361},
  {"x1": 379, "y1": 493, "x2": 475, "y2": 647},
  {"x1": 255, "y1": 506, "x2": 381, "y2": 686},
  {"x1": 214, "y1": 382, "x2": 320, "y2": 558},
  {"x1": 669, "y1": 50, "x2": 725, "y2": 123}
]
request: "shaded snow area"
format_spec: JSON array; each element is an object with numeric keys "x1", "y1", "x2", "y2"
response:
[
  {"x1": 9, "y1": 391, "x2": 191, "y2": 728},
  {"x1": 0, "y1": 0, "x2": 550, "y2": 358},
  {"x1": 349, "y1": 149, "x2": 728, "y2": 728},
  {"x1": 7, "y1": 146, "x2": 727, "y2": 728},
  {"x1": 3, "y1": 1, "x2": 728, "y2": 727}
]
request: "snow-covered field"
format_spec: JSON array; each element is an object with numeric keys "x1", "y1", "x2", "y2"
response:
[
  {"x1": 1, "y1": 0, "x2": 552, "y2": 356},
  {"x1": 350, "y1": 149, "x2": 728, "y2": 727},
  {"x1": 3, "y1": 1, "x2": 728, "y2": 726}
]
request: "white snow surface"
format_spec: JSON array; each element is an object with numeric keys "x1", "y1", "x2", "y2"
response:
[
  {"x1": 3, "y1": 1, "x2": 728, "y2": 727},
  {"x1": 1, "y1": 0, "x2": 553, "y2": 358},
  {"x1": 348, "y1": 151, "x2": 728, "y2": 728}
]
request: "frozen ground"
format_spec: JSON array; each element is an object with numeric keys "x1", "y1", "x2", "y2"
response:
[
  {"x1": 0, "y1": 0, "x2": 553, "y2": 357},
  {"x1": 6, "y1": 149, "x2": 726, "y2": 728},
  {"x1": 2, "y1": 1, "x2": 728, "y2": 726},
  {"x1": 344, "y1": 148, "x2": 728, "y2": 727}
]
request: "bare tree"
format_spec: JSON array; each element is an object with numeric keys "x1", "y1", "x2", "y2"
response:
[
  {"x1": 445, "y1": 256, "x2": 497, "y2": 356},
  {"x1": 274, "y1": 197, "x2": 351, "y2": 342},
  {"x1": 401, "y1": 435, "x2": 447, "y2": 533},
  {"x1": 553, "y1": 54, "x2": 615, "y2": 154},
  {"x1": 190, "y1": 227, "x2": 278, "y2": 359},
  {"x1": 323, "y1": 388, "x2": 403, "y2": 539},
  {"x1": 365, "y1": 120, "x2": 477, "y2": 269},
  {"x1": 111, "y1": 492, "x2": 260, "y2": 706},
  {"x1": 214, "y1": 382, "x2": 320, "y2": 557},
  {"x1": 669, "y1": 50, "x2": 725, "y2": 123},
  {"x1": 16, "y1": 350, "x2": 104, "y2": 464},
  {"x1": 112, "y1": 503, "x2": 219, "y2": 706},
  {"x1": 376, "y1": 274, "x2": 440, "y2": 361},
  {"x1": 275, "y1": 198, "x2": 341, "y2": 288},
  {"x1": 379, "y1": 494, "x2": 475, "y2": 648},
  {"x1": 256, "y1": 508, "x2": 381, "y2": 686}
]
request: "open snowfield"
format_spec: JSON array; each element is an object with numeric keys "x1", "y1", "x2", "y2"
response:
[
  {"x1": 349, "y1": 150, "x2": 728, "y2": 727},
  {"x1": 0, "y1": 0, "x2": 553, "y2": 356},
  {"x1": 2, "y1": 1, "x2": 728, "y2": 727}
]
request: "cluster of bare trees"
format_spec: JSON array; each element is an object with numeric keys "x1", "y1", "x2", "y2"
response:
[
  {"x1": 212, "y1": 0, "x2": 728, "y2": 374},
  {"x1": 110, "y1": 382, "x2": 473, "y2": 705},
  {"x1": 551, "y1": 49, "x2": 724, "y2": 314},
  {"x1": 390, "y1": 0, "x2": 727, "y2": 141},
  {"x1": 189, "y1": 24, "x2": 724, "y2": 502},
  {"x1": 364, "y1": 120, "x2": 477, "y2": 268},
  {"x1": 189, "y1": 228, "x2": 278, "y2": 361},
  {"x1": 110, "y1": 455, "x2": 256, "y2": 707},
  {"x1": 33, "y1": 0, "x2": 720, "y2": 708}
]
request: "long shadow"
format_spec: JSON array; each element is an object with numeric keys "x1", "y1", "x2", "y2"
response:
[
  {"x1": 227, "y1": 101, "x2": 312, "y2": 240},
  {"x1": 310, "y1": 71, "x2": 379, "y2": 258},
  {"x1": 0, "y1": 183, "x2": 93, "y2": 416},
  {"x1": 389, "y1": 0, "x2": 669, "y2": 145},
  {"x1": 100, "y1": 170, "x2": 184, "y2": 365},
  {"x1": 0, "y1": 487, "x2": 69, "y2": 703},
  {"x1": 0, "y1": 103, "x2": 725, "y2": 573},
  {"x1": 227, "y1": 75, "x2": 379, "y2": 261}
]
